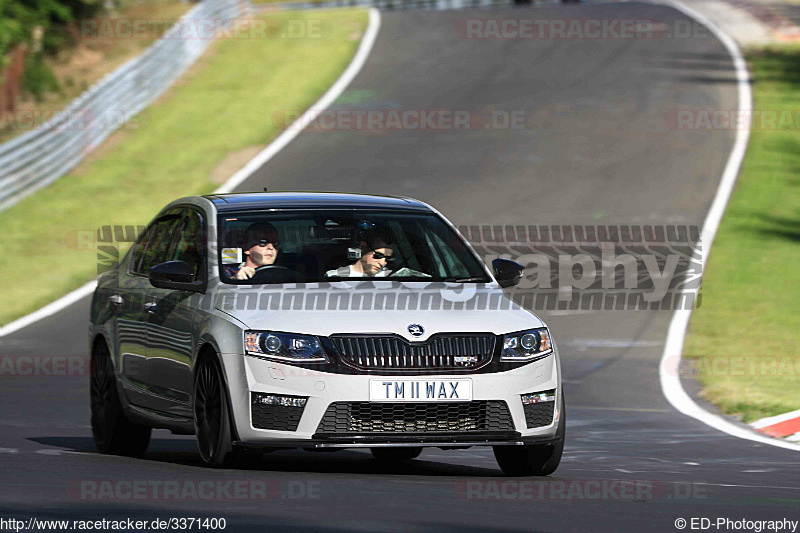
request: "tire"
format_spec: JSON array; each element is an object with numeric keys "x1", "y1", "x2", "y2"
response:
[
  {"x1": 193, "y1": 354, "x2": 239, "y2": 467},
  {"x1": 370, "y1": 447, "x2": 423, "y2": 461},
  {"x1": 493, "y1": 394, "x2": 565, "y2": 476},
  {"x1": 90, "y1": 341, "x2": 151, "y2": 456}
]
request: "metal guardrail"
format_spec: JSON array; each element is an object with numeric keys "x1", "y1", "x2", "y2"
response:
[
  {"x1": 0, "y1": 0, "x2": 250, "y2": 212},
  {"x1": 0, "y1": 0, "x2": 536, "y2": 211}
]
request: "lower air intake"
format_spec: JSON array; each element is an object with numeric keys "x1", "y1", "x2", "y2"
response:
[{"x1": 316, "y1": 401, "x2": 514, "y2": 434}]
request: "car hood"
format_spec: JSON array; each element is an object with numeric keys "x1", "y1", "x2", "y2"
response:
[{"x1": 213, "y1": 283, "x2": 544, "y2": 341}]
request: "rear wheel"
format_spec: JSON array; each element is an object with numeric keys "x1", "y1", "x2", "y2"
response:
[
  {"x1": 90, "y1": 341, "x2": 151, "y2": 456},
  {"x1": 371, "y1": 447, "x2": 423, "y2": 461},
  {"x1": 494, "y1": 394, "x2": 565, "y2": 476},
  {"x1": 194, "y1": 354, "x2": 238, "y2": 467}
]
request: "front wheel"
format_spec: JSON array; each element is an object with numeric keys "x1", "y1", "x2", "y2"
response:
[
  {"x1": 371, "y1": 447, "x2": 423, "y2": 461},
  {"x1": 90, "y1": 341, "x2": 151, "y2": 456},
  {"x1": 194, "y1": 355, "x2": 237, "y2": 467},
  {"x1": 494, "y1": 394, "x2": 565, "y2": 476}
]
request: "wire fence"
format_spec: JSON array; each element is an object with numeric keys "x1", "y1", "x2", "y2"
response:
[{"x1": 0, "y1": 0, "x2": 250, "y2": 212}]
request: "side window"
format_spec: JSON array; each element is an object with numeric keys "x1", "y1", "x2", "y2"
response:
[
  {"x1": 132, "y1": 215, "x2": 181, "y2": 276},
  {"x1": 169, "y1": 209, "x2": 205, "y2": 281},
  {"x1": 129, "y1": 223, "x2": 157, "y2": 274}
]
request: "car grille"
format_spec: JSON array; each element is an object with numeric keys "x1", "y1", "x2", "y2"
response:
[
  {"x1": 316, "y1": 401, "x2": 514, "y2": 434},
  {"x1": 330, "y1": 334, "x2": 495, "y2": 371},
  {"x1": 251, "y1": 396, "x2": 305, "y2": 431},
  {"x1": 523, "y1": 401, "x2": 555, "y2": 429}
]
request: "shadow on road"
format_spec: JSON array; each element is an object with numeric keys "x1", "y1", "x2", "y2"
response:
[{"x1": 29, "y1": 436, "x2": 503, "y2": 476}]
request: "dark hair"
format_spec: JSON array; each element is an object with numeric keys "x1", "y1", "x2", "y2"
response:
[
  {"x1": 361, "y1": 225, "x2": 394, "y2": 251},
  {"x1": 242, "y1": 222, "x2": 280, "y2": 249}
]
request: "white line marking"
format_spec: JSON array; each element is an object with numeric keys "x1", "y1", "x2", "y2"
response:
[
  {"x1": 750, "y1": 408, "x2": 800, "y2": 429},
  {"x1": 0, "y1": 448, "x2": 19, "y2": 454},
  {"x1": 214, "y1": 8, "x2": 382, "y2": 194},
  {"x1": 0, "y1": 8, "x2": 382, "y2": 339},
  {"x1": 698, "y1": 483, "x2": 800, "y2": 491},
  {"x1": 35, "y1": 449, "x2": 64, "y2": 456},
  {"x1": 0, "y1": 281, "x2": 97, "y2": 337},
  {"x1": 655, "y1": 0, "x2": 800, "y2": 452}
]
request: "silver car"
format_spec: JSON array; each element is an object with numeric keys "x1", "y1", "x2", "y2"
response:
[{"x1": 89, "y1": 192, "x2": 564, "y2": 475}]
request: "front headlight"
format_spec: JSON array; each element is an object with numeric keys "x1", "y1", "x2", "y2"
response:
[
  {"x1": 244, "y1": 331, "x2": 328, "y2": 363},
  {"x1": 501, "y1": 328, "x2": 553, "y2": 362}
]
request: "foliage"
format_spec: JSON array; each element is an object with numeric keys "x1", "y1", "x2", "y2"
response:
[{"x1": 0, "y1": 9, "x2": 368, "y2": 325}]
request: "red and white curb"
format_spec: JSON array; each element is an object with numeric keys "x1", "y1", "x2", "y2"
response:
[{"x1": 751, "y1": 409, "x2": 800, "y2": 441}]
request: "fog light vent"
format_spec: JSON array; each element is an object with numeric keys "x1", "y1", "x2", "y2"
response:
[
  {"x1": 520, "y1": 390, "x2": 556, "y2": 429},
  {"x1": 521, "y1": 390, "x2": 555, "y2": 405},
  {"x1": 252, "y1": 392, "x2": 307, "y2": 408},
  {"x1": 251, "y1": 392, "x2": 307, "y2": 431}
]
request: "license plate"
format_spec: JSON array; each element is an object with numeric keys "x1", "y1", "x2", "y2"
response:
[{"x1": 369, "y1": 379, "x2": 472, "y2": 402}]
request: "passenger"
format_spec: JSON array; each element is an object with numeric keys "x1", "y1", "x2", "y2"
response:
[
  {"x1": 225, "y1": 223, "x2": 281, "y2": 280},
  {"x1": 326, "y1": 234, "x2": 394, "y2": 278}
]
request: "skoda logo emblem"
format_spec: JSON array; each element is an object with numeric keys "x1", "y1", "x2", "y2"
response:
[{"x1": 407, "y1": 324, "x2": 424, "y2": 337}]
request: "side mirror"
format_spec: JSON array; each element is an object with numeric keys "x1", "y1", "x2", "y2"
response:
[
  {"x1": 149, "y1": 261, "x2": 204, "y2": 292},
  {"x1": 492, "y1": 258, "x2": 524, "y2": 288}
]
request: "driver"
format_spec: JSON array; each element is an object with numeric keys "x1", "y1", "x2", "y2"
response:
[
  {"x1": 326, "y1": 232, "x2": 394, "y2": 278},
  {"x1": 225, "y1": 223, "x2": 280, "y2": 280}
]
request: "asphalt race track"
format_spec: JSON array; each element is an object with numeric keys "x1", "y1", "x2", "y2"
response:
[{"x1": 1, "y1": 3, "x2": 798, "y2": 531}]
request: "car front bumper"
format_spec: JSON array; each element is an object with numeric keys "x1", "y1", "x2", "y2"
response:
[{"x1": 221, "y1": 349, "x2": 562, "y2": 447}]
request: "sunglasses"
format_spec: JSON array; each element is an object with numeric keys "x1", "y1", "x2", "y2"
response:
[
  {"x1": 370, "y1": 250, "x2": 391, "y2": 260},
  {"x1": 254, "y1": 239, "x2": 280, "y2": 248}
]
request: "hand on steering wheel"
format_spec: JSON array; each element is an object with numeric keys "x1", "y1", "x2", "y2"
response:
[
  {"x1": 250, "y1": 264, "x2": 298, "y2": 283},
  {"x1": 255, "y1": 264, "x2": 291, "y2": 272}
]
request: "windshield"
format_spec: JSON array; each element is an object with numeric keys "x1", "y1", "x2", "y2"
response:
[{"x1": 217, "y1": 210, "x2": 491, "y2": 284}]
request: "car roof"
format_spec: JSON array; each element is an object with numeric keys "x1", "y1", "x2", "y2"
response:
[{"x1": 201, "y1": 192, "x2": 432, "y2": 213}]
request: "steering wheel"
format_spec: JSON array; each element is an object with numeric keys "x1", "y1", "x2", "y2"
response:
[
  {"x1": 250, "y1": 264, "x2": 298, "y2": 284},
  {"x1": 255, "y1": 265, "x2": 290, "y2": 272}
]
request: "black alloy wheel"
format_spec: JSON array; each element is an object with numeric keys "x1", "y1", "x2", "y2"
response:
[
  {"x1": 90, "y1": 341, "x2": 151, "y2": 456},
  {"x1": 493, "y1": 394, "x2": 566, "y2": 476},
  {"x1": 194, "y1": 355, "x2": 237, "y2": 467}
]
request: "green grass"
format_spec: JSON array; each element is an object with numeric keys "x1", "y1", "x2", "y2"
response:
[
  {"x1": 0, "y1": 9, "x2": 368, "y2": 327},
  {"x1": 684, "y1": 45, "x2": 800, "y2": 422}
]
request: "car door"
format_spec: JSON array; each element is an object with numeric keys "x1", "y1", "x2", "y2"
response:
[
  {"x1": 142, "y1": 207, "x2": 206, "y2": 418},
  {"x1": 117, "y1": 211, "x2": 182, "y2": 411}
]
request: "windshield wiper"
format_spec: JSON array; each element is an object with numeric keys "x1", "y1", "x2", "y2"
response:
[{"x1": 442, "y1": 277, "x2": 488, "y2": 283}]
